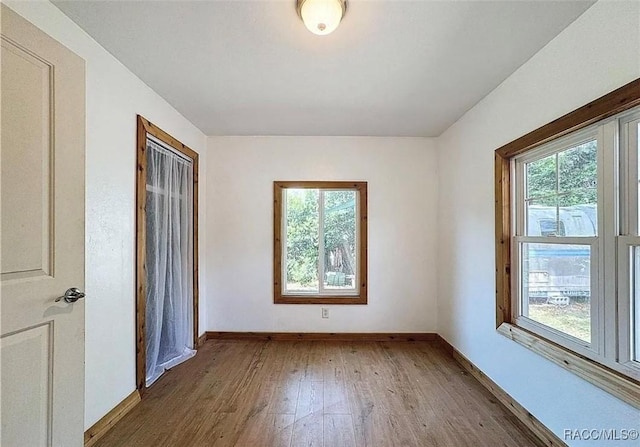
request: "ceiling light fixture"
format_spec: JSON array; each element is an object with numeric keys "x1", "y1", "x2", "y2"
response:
[{"x1": 296, "y1": 0, "x2": 347, "y2": 36}]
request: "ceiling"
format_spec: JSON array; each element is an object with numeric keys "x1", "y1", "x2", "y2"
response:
[{"x1": 53, "y1": 0, "x2": 594, "y2": 137}]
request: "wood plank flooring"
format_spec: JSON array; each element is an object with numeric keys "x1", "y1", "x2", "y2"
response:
[{"x1": 94, "y1": 340, "x2": 543, "y2": 447}]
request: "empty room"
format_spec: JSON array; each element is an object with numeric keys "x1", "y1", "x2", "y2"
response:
[{"x1": 1, "y1": 0, "x2": 639, "y2": 446}]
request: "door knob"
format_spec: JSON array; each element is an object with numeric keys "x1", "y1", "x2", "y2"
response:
[{"x1": 55, "y1": 287, "x2": 86, "y2": 303}]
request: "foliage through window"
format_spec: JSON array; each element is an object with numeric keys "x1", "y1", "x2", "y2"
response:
[{"x1": 274, "y1": 182, "x2": 367, "y2": 304}]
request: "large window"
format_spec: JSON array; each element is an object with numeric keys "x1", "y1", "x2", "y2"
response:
[
  {"x1": 274, "y1": 181, "x2": 367, "y2": 304},
  {"x1": 495, "y1": 79, "x2": 640, "y2": 408},
  {"x1": 514, "y1": 130, "x2": 600, "y2": 352}
]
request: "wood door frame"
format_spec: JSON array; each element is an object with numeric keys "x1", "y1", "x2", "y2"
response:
[{"x1": 135, "y1": 115, "x2": 199, "y2": 394}]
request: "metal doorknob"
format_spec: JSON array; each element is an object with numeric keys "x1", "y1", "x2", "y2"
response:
[{"x1": 55, "y1": 287, "x2": 86, "y2": 303}]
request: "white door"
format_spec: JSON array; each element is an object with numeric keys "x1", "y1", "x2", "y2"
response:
[{"x1": 1, "y1": 5, "x2": 86, "y2": 447}]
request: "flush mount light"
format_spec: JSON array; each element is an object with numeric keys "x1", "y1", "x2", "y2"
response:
[{"x1": 296, "y1": 0, "x2": 347, "y2": 36}]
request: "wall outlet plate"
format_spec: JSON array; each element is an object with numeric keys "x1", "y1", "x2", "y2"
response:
[{"x1": 322, "y1": 308, "x2": 329, "y2": 318}]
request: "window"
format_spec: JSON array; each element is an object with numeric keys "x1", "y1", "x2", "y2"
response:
[
  {"x1": 620, "y1": 113, "x2": 640, "y2": 368},
  {"x1": 495, "y1": 79, "x2": 640, "y2": 408},
  {"x1": 514, "y1": 129, "x2": 599, "y2": 349},
  {"x1": 274, "y1": 181, "x2": 367, "y2": 304}
]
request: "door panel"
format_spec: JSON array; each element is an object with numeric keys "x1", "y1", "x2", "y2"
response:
[
  {"x1": 1, "y1": 323, "x2": 53, "y2": 446},
  {"x1": 1, "y1": 5, "x2": 86, "y2": 446},
  {"x1": 1, "y1": 37, "x2": 53, "y2": 279}
]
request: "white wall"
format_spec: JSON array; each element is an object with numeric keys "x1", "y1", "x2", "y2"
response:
[
  {"x1": 4, "y1": 1, "x2": 208, "y2": 429},
  {"x1": 7, "y1": 0, "x2": 639, "y2": 441},
  {"x1": 206, "y1": 136, "x2": 437, "y2": 333},
  {"x1": 437, "y1": 1, "x2": 640, "y2": 445}
]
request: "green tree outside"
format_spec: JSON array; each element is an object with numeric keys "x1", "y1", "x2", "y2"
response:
[
  {"x1": 285, "y1": 189, "x2": 356, "y2": 287},
  {"x1": 526, "y1": 140, "x2": 597, "y2": 207}
]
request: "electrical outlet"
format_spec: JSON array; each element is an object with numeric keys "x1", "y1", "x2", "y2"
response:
[{"x1": 322, "y1": 308, "x2": 329, "y2": 319}]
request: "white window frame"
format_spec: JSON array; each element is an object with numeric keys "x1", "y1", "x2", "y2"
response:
[
  {"x1": 618, "y1": 110, "x2": 640, "y2": 373},
  {"x1": 512, "y1": 126, "x2": 604, "y2": 358}
]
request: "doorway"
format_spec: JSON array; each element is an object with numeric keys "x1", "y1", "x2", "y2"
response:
[{"x1": 136, "y1": 116, "x2": 199, "y2": 392}]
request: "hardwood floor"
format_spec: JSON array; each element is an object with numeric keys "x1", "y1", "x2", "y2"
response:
[{"x1": 95, "y1": 340, "x2": 543, "y2": 447}]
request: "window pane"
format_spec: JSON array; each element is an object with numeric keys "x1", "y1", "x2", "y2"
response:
[
  {"x1": 521, "y1": 243, "x2": 591, "y2": 343},
  {"x1": 285, "y1": 189, "x2": 319, "y2": 293},
  {"x1": 526, "y1": 198, "x2": 596, "y2": 237},
  {"x1": 526, "y1": 153, "x2": 556, "y2": 200},
  {"x1": 558, "y1": 140, "x2": 597, "y2": 194},
  {"x1": 323, "y1": 191, "x2": 357, "y2": 291},
  {"x1": 636, "y1": 122, "x2": 640, "y2": 230},
  {"x1": 559, "y1": 196, "x2": 597, "y2": 237},
  {"x1": 525, "y1": 140, "x2": 597, "y2": 237},
  {"x1": 559, "y1": 141, "x2": 597, "y2": 236},
  {"x1": 634, "y1": 247, "x2": 640, "y2": 362},
  {"x1": 526, "y1": 155, "x2": 560, "y2": 237},
  {"x1": 527, "y1": 197, "x2": 562, "y2": 237}
]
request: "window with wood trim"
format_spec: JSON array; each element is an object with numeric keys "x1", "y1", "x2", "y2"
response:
[
  {"x1": 274, "y1": 181, "x2": 367, "y2": 304},
  {"x1": 495, "y1": 79, "x2": 640, "y2": 409}
]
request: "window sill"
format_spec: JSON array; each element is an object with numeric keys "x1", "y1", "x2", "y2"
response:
[
  {"x1": 274, "y1": 295, "x2": 367, "y2": 305},
  {"x1": 497, "y1": 322, "x2": 640, "y2": 410}
]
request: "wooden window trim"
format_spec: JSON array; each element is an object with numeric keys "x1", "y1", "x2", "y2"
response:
[
  {"x1": 136, "y1": 115, "x2": 199, "y2": 394},
  {"x1": 495, "y1": 78, "x2": 640, "y2": 409},
  {"x1": 274, "y1": 181, "x2": 368, "y2": 305}
]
